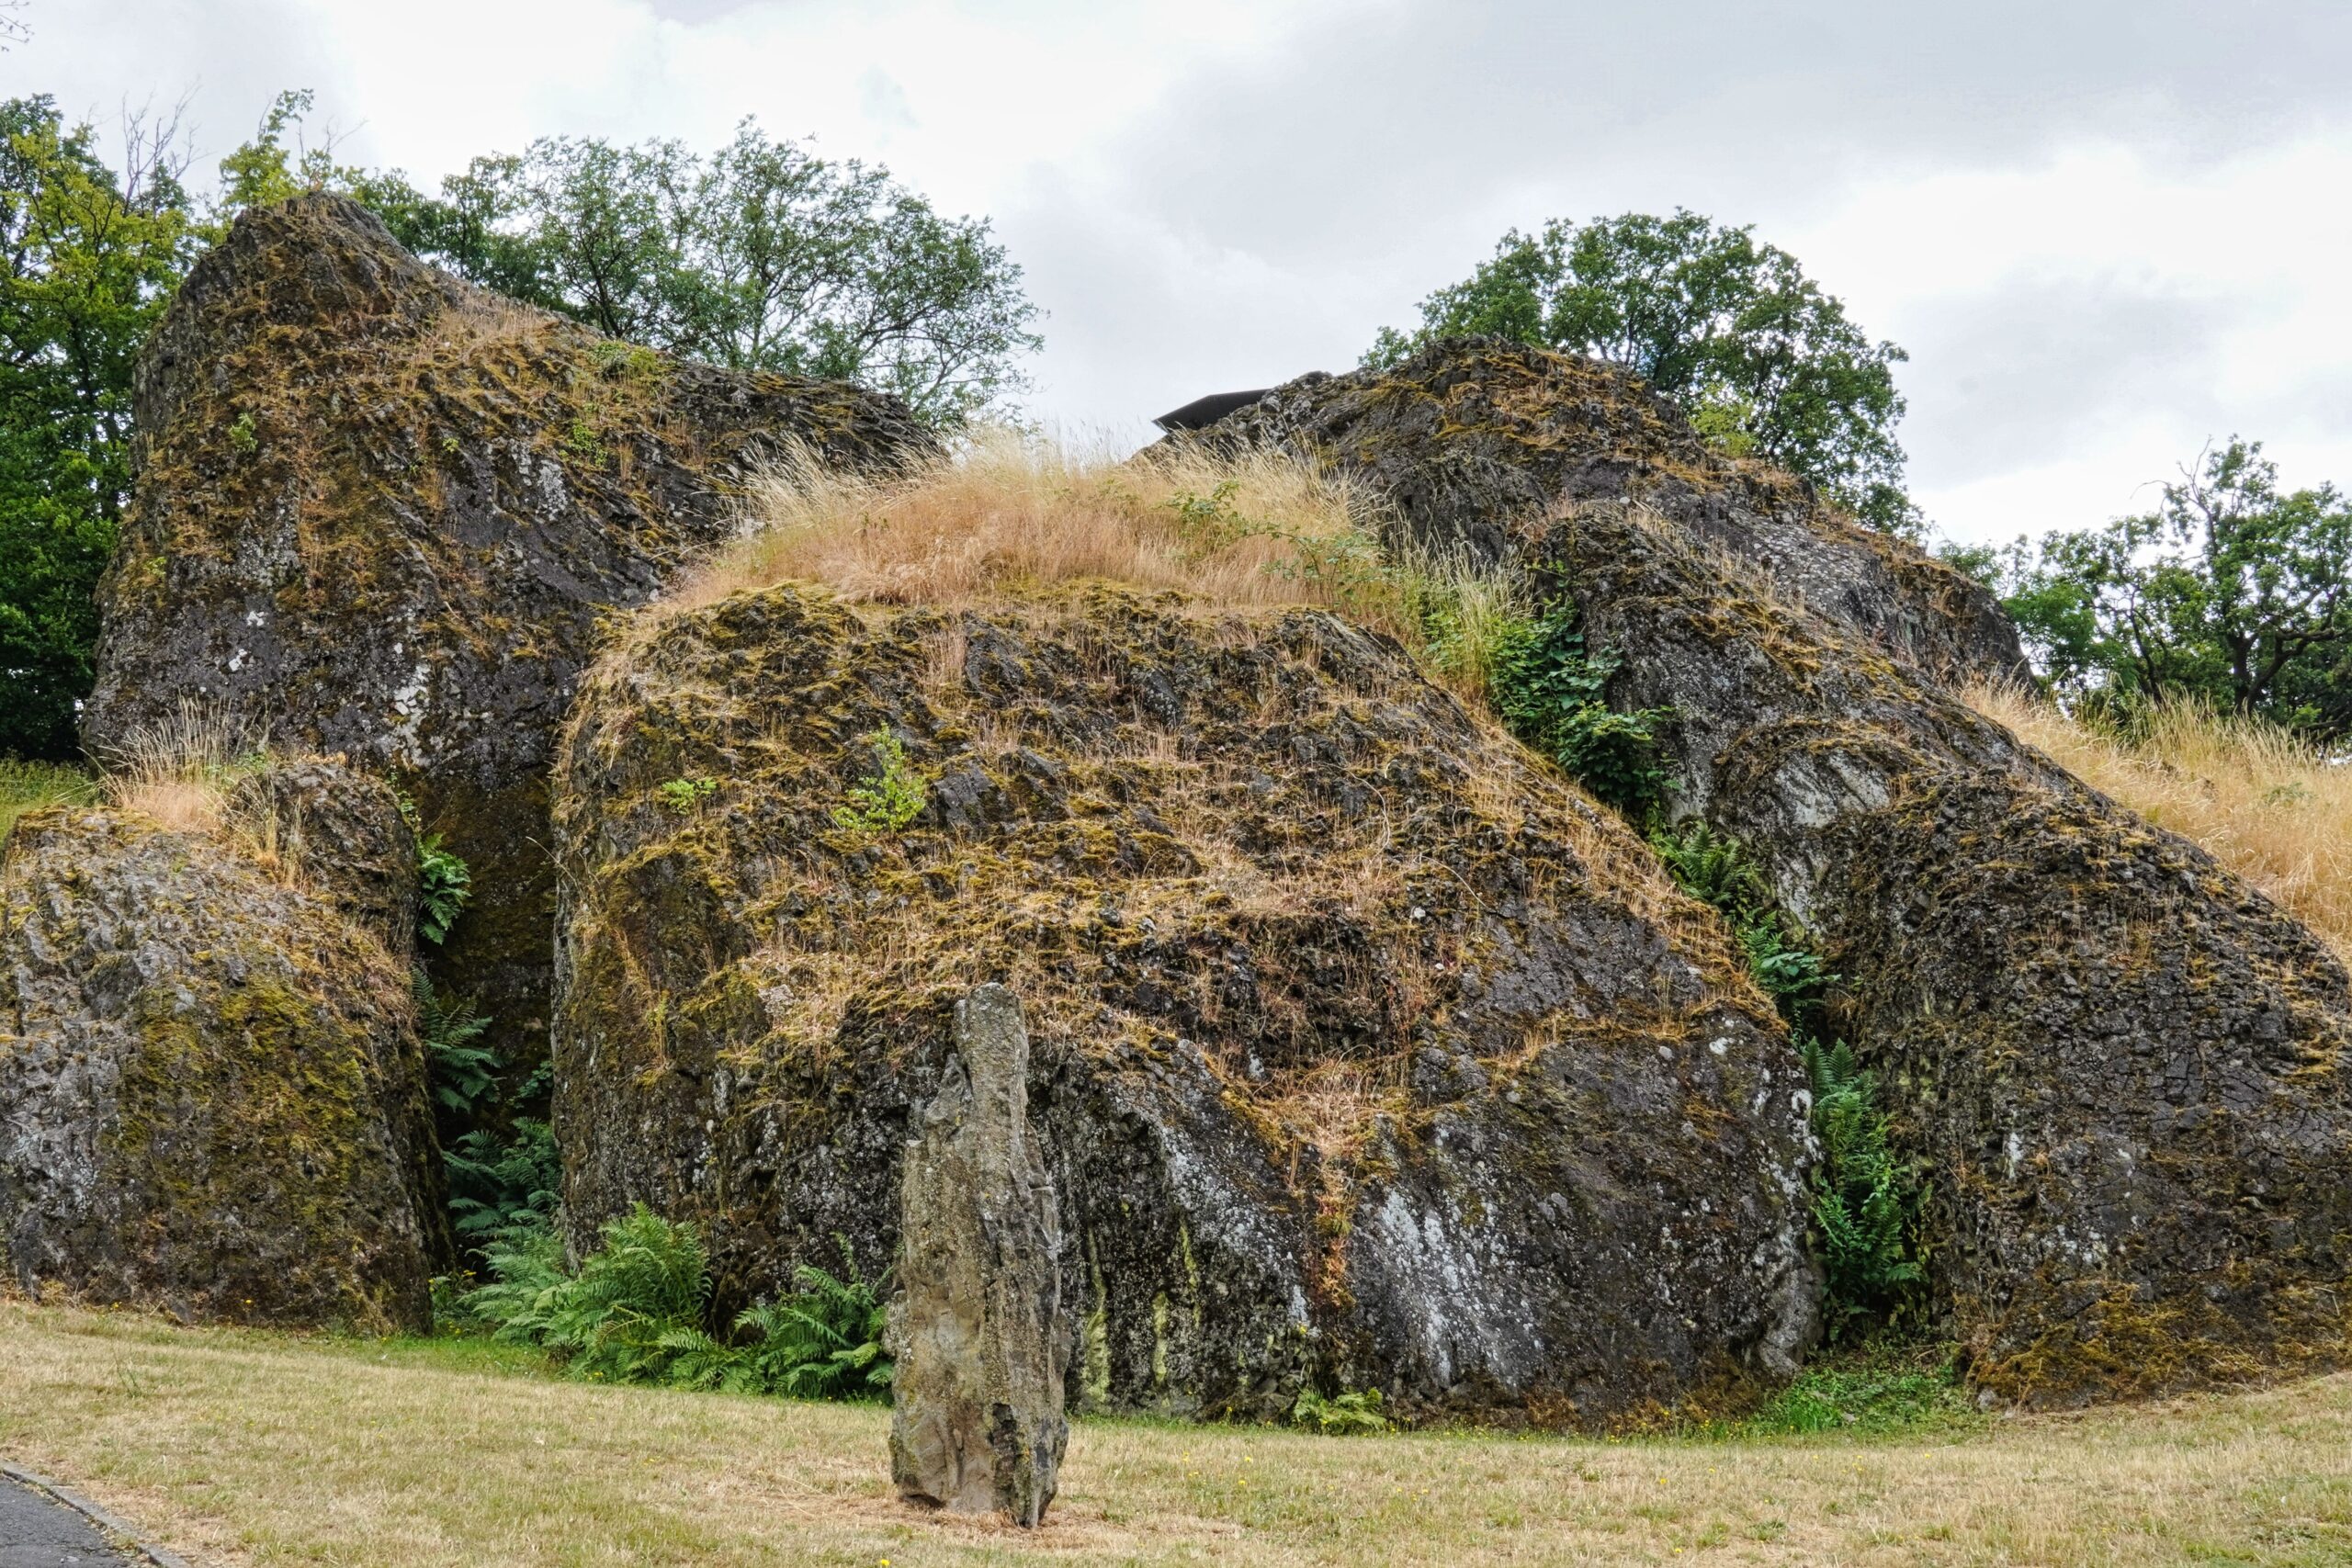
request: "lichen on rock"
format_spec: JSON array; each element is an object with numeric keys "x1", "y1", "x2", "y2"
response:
[
  {"x1": 0, "y1": 764, "x2": 441, "y2": 1330},
  {"x1": 550, "y1": 580, "x2": 1818, "y2": 1427}
]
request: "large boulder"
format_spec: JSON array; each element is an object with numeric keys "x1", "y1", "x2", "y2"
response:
[
  {"x1": 1541, "y1": 504, "x2": 2352, "y2": 1404},
  {"x1": 85, "y1": 194, "x2": 938, "y2": 1068},
  {"x1": 1213, "y1": 343, "x2": 2352, "y2": 1401},
  {"x1": 1218, "y1": 338, "x2": 2026, "y2": 686},
  {"x1": 550, "y1": 582, "x2": 1819, "y2": 1427},
  {"x1": 0, "y1": 768, "x2": 442, "y2": 1330}
]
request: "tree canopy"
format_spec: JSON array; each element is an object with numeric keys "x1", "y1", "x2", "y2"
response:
[
  {"x1": 1952, "y1": 439, "x2": 2352, "y2": 739},
  {"x1": 1370, "y1": 209, "x2": 1915, "y2": 532},
  {"x1": 0, "y1": 96, "x2": 199, "y2": 759},
  {"x1": 300, "y1": 114, "x2": 1042, "y2": 428}
]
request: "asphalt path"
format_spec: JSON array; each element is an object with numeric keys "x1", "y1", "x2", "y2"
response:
[{"x1": 0, "y1": 1477, "x2": 134, "y2": 1567}]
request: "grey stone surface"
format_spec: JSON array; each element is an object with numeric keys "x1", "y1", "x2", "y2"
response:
[
  {"x1": 548, "y1": 586, "x2": 1818, "y2": 1427},
  {"x1": 888, "y1": 986, "x2": 1069, "y2": 1525}
]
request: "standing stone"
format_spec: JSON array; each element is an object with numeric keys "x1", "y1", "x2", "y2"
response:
[{"x1": 888, "y1": 985, "x2": 1068, "y2": 1526}]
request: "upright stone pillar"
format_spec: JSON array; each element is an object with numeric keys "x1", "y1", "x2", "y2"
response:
[{"x1": 888, "y1": 985, "x2": 1069, "y2": 1525}]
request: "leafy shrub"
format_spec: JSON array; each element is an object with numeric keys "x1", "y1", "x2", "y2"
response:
[
  {"x1": 1739, "y1": 921, "x2": 1836, "y2": 1030},
  {"x1": 1290, "y1": 1385, "x2": 1391, "y2": 1435},
  {"x1": 1803, "y1": 1038, "x2": 1926, "y2": 1338},
  {"x1": 831, "y1": 728, "x2": 927, "y2": 836},
  {"x1": 458, "y1": 1207, "x2": 893, "y2": 1400},
  {"x1": 1487, "y1": 607, "x2": 1674, "y2": 818},
  {"x1": 656, "y1": 775, "x2": 718, "y2": 815}
]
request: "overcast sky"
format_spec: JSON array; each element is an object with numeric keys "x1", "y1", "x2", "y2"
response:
[{"x1": 14, "y1": 0, "x2": 2352, "y2": 545}]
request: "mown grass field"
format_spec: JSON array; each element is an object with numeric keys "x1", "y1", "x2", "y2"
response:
[{"x1": 3, "y1": 1303, "x2": 2347, "y2": 1567}]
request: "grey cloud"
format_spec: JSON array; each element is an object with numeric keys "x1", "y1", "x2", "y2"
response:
[
  {"x1": 1094, "y1": 0, "x2": 2352, "y2": 271},
  {"x1": 1898, "y1": 277, "x2": 2242, "y2": 488}
]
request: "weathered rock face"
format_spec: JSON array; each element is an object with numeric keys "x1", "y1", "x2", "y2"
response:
[
  {"x1": 222, "y1": 758, "x2": 421, "y2": 961},
  {"x1": 889, "y1": 986, "x2": 1067, "y2": 1525},
  {"x1": 1218, "y1": 338, "x2": 2026, "y2": 686},
  {"x1": 85, "y1": 194, "x2": 938, "y2": 1068},
  {"x1": 0, "y1": 778, "x2": 441, "y2": 1330},
  {"x1": 551, "y1": 581, "x2": 1819, "y2": 1427},
  {"x1": 1197, "y1": 343, "x2": 2352, "y2": 1402},
  {"x1": 1541, "y1": 503, "x2": 2352, "y2": 1404}
]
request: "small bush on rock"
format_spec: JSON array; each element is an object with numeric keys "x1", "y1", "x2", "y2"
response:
[
  {"x1": 1290, "y1": 1385, "x2": 1392, "y2": 1435},
  {"x1": 831, "y1": 729, "x2": 926, "y2": 837}
]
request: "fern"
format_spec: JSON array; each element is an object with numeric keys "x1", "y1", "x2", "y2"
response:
[
  {"x1": 415, "y1": 831, "x2": 472, "y2": 943},
  {"x1": 1802, "y1": 1038, "x2": 1926, "y2": 1337},
  {"x1": 454, "y1": 1212, "x2": 895, "y2": 1401},
  {"x1": 733, "y1": 1244, "x2": 894, "y2": 1401},
  {"x1": 1291, "y1": 1385, "x2": 1391, "y2": 1434},
  {"x1": 414, "y1": 970, "x2": 496, "y2": 1115},
  {"x1": 446, "y1": 1115, "x2": 560, "y2": 1238}
]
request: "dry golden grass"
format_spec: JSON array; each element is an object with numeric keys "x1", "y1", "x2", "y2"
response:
[
  {"x1": 1968, "y1": 682, "x2": 2352, "y2": 966},
  {"x1": 662, "y1": 430, "x2": 1427, "y2": 640},
  {"x1": 4, "y1": 1301, "x2": 2348, "y2": 1567},
  {"x1": 91, "y1": 697, "x2": 267, "y2": 834}
]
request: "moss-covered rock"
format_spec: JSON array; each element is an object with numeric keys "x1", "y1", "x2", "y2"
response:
[
  {"x1": 1542, "y1": 503, "x2": 2352, "y2": 1405},
  {"x1": 84, "y1": 194, "x2": 938, "y2": 1070},
  {"x1": 0, "y1": 772, "x2": 441, "y2": 1330},
  {"x1": 551, "y1": 583, "x2": 1819, "y2": 1427},
  {"x1": 1200, "y1": 342, "x2": 2352, "y2": 1404},
  {"x1": 1218, "y1": 338, "x2": 2025, "y2": 685}
]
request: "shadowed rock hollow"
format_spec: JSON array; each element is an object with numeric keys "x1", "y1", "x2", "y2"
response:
[
  {"x1": 550, "y1": 583, "x2": 1819, "y2": 1427},
  {"x1": 83, "y1": 194, "x2": 938, "y2": 1069},
  {"x1": 0, "y1": 764, "x2": 441, "y2": 1331}
]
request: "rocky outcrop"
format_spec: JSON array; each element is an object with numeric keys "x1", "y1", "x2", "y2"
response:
[
  {"x1": 1533, "y1": 504, "x2": 2352, "y2": 1404},
  {"x1": 550, "y1": 581, "x2": 1819, "y2": 1427},
  {"x1": 889, "y1": 986, "x2": 1067, "y2": 1525},
  {"x1": 1217, "y1": 338, "x2": 2025, "y2": 686},
  {"x1": 0, "y1": 776, "x2": 441, "y2": 1330},
  {"x1": 85, "y1": 194, "x2": 938, "y2": 1070}
]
